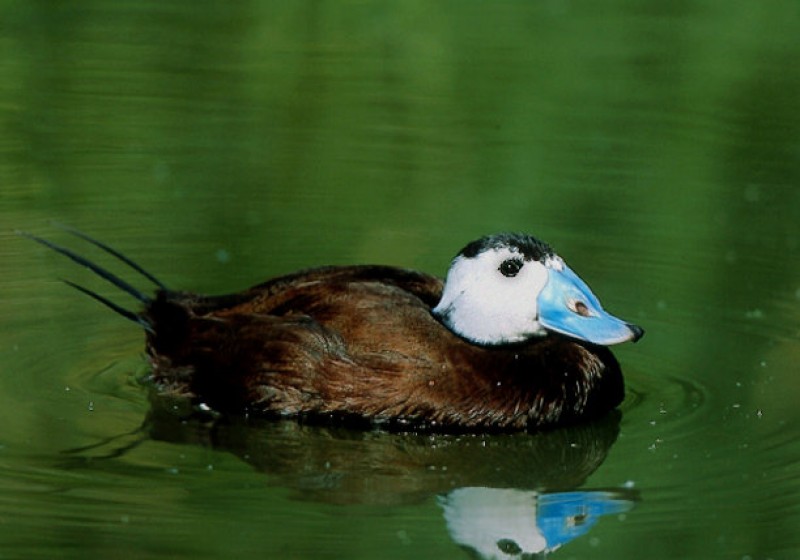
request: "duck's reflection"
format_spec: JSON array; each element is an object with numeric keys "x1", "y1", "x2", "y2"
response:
[
  {"x1": 110, "y1": 399, "x2": 638, "y2": 558},
  {"x1": 440, "y1": 487, "x2": 633, "y2": 559}
]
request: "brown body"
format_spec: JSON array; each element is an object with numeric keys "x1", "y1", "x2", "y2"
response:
[{"x1": 145, "y1": 265, "x2": 624, "y2": 431}]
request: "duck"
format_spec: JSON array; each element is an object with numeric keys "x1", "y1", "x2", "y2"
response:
[{"x1": 24, "y1": 228, "x2": 643, "y2": 431}]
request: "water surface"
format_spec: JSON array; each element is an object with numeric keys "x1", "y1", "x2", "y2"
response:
[{"x1": 1, "y1": 1, "x2": 799, "y2": 559}]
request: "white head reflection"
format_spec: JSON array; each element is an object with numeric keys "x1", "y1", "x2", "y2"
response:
[{"x1": 438, "y1": 487, "x2": 635, "y2": 559}]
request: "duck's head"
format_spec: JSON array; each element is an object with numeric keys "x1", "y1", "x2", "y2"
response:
[{"x1": 433, "y1": 233, "x2": 644, "y2": 346}]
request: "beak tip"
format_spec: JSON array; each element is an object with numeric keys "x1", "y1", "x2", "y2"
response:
[{"x1": 627, "y1": 323, "x2": 645, "y2": 343}]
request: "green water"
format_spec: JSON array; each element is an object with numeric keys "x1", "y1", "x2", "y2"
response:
[{"x1": 2, "y1": 1, "x2": 799, "y2": 558}]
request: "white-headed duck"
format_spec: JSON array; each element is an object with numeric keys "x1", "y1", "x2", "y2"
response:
[{"x1": 25, "y1": 229, "x2": 643, "y2": 431}]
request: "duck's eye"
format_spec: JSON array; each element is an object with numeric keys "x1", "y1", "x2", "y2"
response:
[
  {"x1": 499, "y1": 259, "x2": 523, "y2": 277},
  {"x1": 567, "y1": 298, "x2": 592, "y2": 317},
  {"x1": 496, "y1": 539, "x2": 522, "y2": 555}
]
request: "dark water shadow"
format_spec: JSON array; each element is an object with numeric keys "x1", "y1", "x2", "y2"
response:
[
  {"x1": 145, "y1": 398, "x2": 621, "y2": 499},
  {"x1": 144, "y1": 398, "x2": 638, "y2": 557},
  {"x1": 61, "y1": 395, "x2": 638, "y2": 558}
]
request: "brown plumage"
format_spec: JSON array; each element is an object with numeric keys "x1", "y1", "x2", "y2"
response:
[
  {"x1": 144, "y1": 266, "x2": 624, "y2": 430},
  {"x1": 24, "y1": 229, "x2": 640, "y2": 432}
]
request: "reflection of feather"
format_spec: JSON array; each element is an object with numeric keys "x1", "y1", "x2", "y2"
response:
[{"x1": 143, "y1": 406, "x2": 624, "y2": 505}]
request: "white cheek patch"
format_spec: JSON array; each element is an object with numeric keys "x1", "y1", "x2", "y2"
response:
[{"x1": 434, "y1": 249, "x2": 551, "y2": 345}]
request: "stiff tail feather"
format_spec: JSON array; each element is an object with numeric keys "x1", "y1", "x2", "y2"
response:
[{"x1": 19, "y1": 227, "x2": 165, "y2": 333}]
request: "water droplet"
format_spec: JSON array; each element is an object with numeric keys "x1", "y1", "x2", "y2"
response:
[{"x1": 215, "y1": 248, "x2": 231, "y2": 263}]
